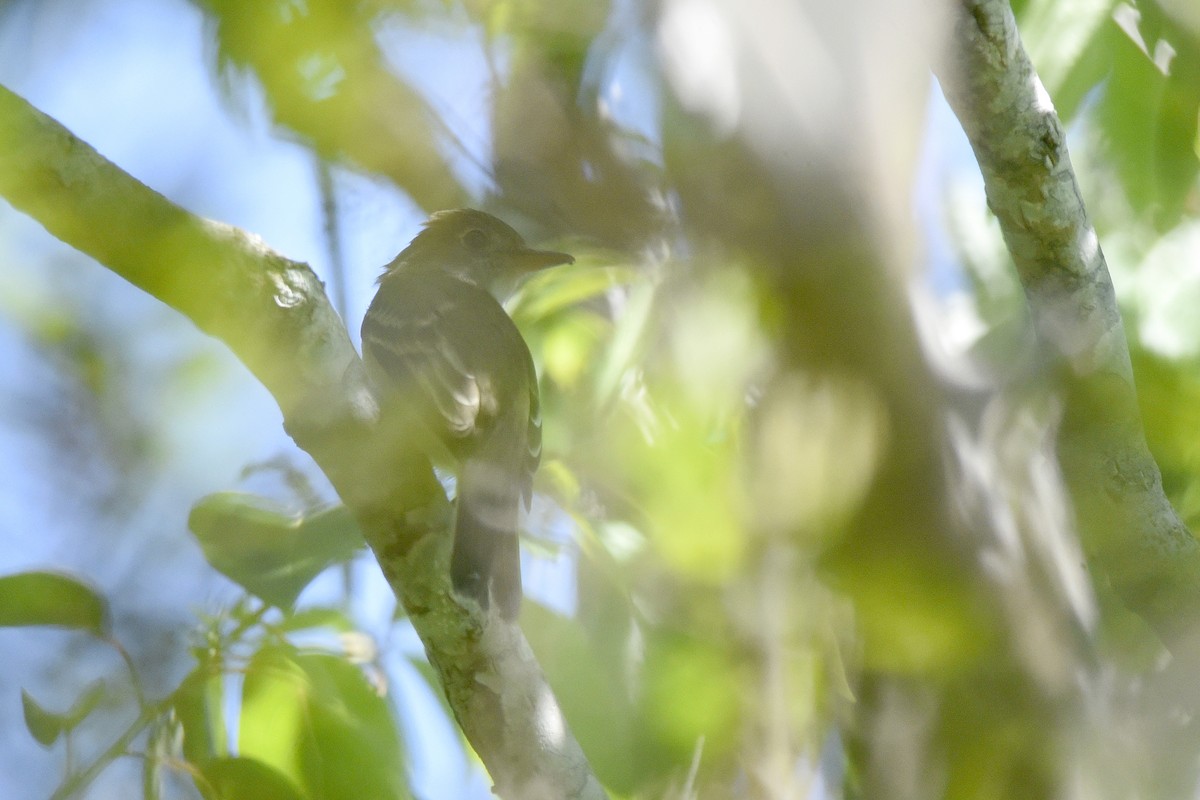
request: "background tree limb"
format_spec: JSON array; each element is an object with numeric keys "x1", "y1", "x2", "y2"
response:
[{"x1": 937, "y1": 0, "x2": 1200, "y2": 654}]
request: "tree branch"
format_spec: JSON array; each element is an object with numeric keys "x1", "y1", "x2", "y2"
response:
[
  {"x1": 936, "y1": 0, "x2": 1200, "y2": 651},
  {"x1": 0, "y1": 82, "x2": 605, "y2": 800}
]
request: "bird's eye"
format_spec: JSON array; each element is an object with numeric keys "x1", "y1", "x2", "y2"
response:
[{"x1": 461, "y1": 229, "x2": 488, "y2": 250}]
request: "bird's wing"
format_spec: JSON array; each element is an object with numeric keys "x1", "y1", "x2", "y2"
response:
[{"x1": 361, "y1": 271, "x2": 539, "y2": 480}]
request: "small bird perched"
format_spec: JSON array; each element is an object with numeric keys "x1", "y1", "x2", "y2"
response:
[{"x1": 360, "y1": 209, "x2": 574, "y2": 618}]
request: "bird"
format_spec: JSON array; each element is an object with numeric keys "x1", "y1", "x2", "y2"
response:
[{"x1": 360, "y1": 209, "x2": 574, "y2": 618}]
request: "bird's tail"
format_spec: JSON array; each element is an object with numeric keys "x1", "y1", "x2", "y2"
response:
[{"x1": 451, "y1": 455, "x2": 522, "y2": 618}]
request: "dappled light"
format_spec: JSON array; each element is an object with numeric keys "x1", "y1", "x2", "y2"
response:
[{"x1": 2, "y1": 0, "x2": 1200, "y2": 798}]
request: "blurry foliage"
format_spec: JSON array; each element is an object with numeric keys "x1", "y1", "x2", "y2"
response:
[
  {"x1": 1098, "y1": 4, "x2": 1200, "y2": 230},
  {"x1": 4, "y1": 0, "x2": 1200, "y2": 798},
  {"x1": 196, "y1": 0, "x2": 464, "y2": 210},
  {"x1": 236, "y1": 646, "x2": 409, "y2": 799},
  {"x1": 1132, "y1": 348, "x2": 1200, "y2": 526},
  {"x1": 188, "y1": 493, "x2": 364, "y2": 609},
  {"x1": 0, "y1": 568, "x2": 399, "y2": 800},
  {"x1": 1017, "y1": 0, "x2": 1200, "y2": 228}
]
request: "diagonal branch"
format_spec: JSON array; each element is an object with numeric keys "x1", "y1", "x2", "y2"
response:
[
  {"x1": 935, "y1": 0, "x2": 1200, "y2": 652},
  {"x1": 0, "y1": 82, "x2": 605, "y2": 800}
]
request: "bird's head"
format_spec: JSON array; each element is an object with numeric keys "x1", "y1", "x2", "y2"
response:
[{"x1": 383, "y1": 209, "x2": 574, "y2": 292}]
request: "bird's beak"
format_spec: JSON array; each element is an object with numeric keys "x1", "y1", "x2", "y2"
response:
[{"x1": 509, "y1": 248, "x2": 575, "y2": 272}]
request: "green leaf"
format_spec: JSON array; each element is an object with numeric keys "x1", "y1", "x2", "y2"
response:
[
  {"x1": 21, "y1": 681, "x2": 107, "y2": 748},
  {"x1": 1100, "y1": 10, "x2": 1200, "y2": 228},
  {"x1": 642, "y1": 634, "x2": 742, "y2": 760},
  {"x1": 512, "y1": 263, "x2": 638, "y2": 322},
  {"x1": 188, "y1": 494, "x2": 365, "y2": 609},
  {"x1": 21, "y1": 689, "x2": 65, "y2": 747},
  {"x1": 0, "y1": 570, "x2": 109, "y2": 635},
  {"x1": 240, "y1": 645, "x2": 409, "y2": 800},
  {"x1": 833, "y1": 550, "x2": 992, "y2": 675},
  {"x1": 196, "y1": 757, "x2": 306, "y2": 800},
  {"x1": 535, "y1": 311, "x2": 610, "y2": 390},
  {"x1": 174, "y1": 666, "x2": 226, "y2": 765},
  {"x1": 275, "y1": 606, "x2": 355, "y2": 634},
  {"x1": 594, "y1": 278, "x2": 656, "y2": 405}
]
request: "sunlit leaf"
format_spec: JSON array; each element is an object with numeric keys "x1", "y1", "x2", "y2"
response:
[
  {"x1": 174, "y1": 665, "x2": 226, "y2": 765},
  {"x1": 835, "y1": 552, "x2": 993, "y2": 675},
  {"x1": 746, "y1": 373, "x2": 886, "y2": 539},
  {"x1": 512, "y1": 263, "x2": 637, "y2": 322},
  {"x1": 536, "y1": 459, "x2": 583, "y2": 508},
  {"x1": 195, "y1": 757, "x2": 306, "y2": 800},
  {"x1": 594, "y1": 279, "x2": 656, "y2": 405},
  {"x1": 0, "y1": 571, "x2": 109, "y2": 635},
  {"x1": 613, "y1": 397, "x2": 744, "y2": 583},
  {"x1": 1100, "y1": 8, "x2": 1200, "y2": 228},
  {"x1": 537, "y1": 312, "x2": 609, "y2": 390},
  {"x1": 643, "y1": 634, "x2": 740, "y2": 759},
  {"x1": 275, "y1": 606, "x2": 356, "y2": 634},
  {"x1": 240, "y1": 644, "x2": 409, "y2": 800},
  {"x1": 188, "y1": 494, "x2": 365, "y2": 608}
]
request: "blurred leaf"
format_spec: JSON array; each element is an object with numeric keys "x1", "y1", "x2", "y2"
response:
[
  {"x1": 0, "y1": 570, "x2": 109, "y2": 635},
  {"x1": 1014, "y1": 0, "x2": 1117, "y2": 119},
  {"x1": 536, "y1": 459, "x2": 583, "y2": 508},
  {"x1": 488, "y1": 0, "x2": 665, "y2": 248},
  {"x1": 188, "y1": 494, "x2": 365, "y2": 608},
  {"x1": 616, "y1": 399, "x2": 744, "y2": 583},
  {"x1": 196, "y1": 757, "x2": 306, "y2": 800},
  {"x1": 21, "y1": 690, "x2": 65, "y2": 747},
  {"x1": 537, "y1": 312, "x2": 609, "y2": 390},
  {"x1": 175, "y1": 665, "x2": 226, "y2": 765},
  {"x1": 834, "y1": 551, "x2": 992, "y2": 675},
  {"x1": 20, "y1": 680, "x2": 106, "y2": 748},
  {"x1": 199, "y1": 0, "x2": 463, "y2": 209},
  {"x1": 275, "y1": 606, "x2": 356, "y2": 634},
  {"x1": 1130, "y1": 346, "x2": 1200, "y2": 526},
  {"x1": 594, "y1": 279, "x2": 656, "y2": 405},
  {"x1": 240, "y1": 644, "x2": 409, "y2": 800},
  {"x1": 643, "y1": 634, "x2": 741, "y2": 759},
  {"x1": 746, "y1": 373, "x2": 886, "y2": 539},
  {"x1": 512, "y1": 263, "x2": 637, "y2": 322},
  {"x1": 1101, "y1": 6, "x2": 1200, "y2": 228}
]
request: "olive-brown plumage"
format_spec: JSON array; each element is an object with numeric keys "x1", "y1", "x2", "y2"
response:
[{"x1": 361, "y1": 209, "x2": 573, "y2": 617}]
